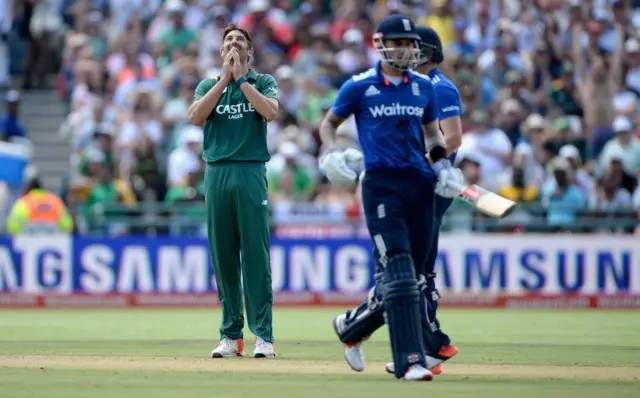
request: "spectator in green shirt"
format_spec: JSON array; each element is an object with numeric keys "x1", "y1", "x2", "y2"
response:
[
  {"x1": 154, "y1": 0, "x2": 197, "y2": 68},
  {"x1": 544, "y1": 117, "x2": 588, "y2": 161},
  {"x1": 165, "y1": 164, "x2": 206, "y2": 232},
  {"x1": 548, "y1": 61, "x2": 583, "y2": 118},
  {"x1": 297, "y1": 75, "x2": 338, "y2": 129},
  {"x1": 79, "y1": 126, "x2": 115, "y2": 177},
  {"x1": 80, "y1": 152, "x2": 138, "y2": 231},
  {"x1": 165, "y1": 167, "x2": 205, "y2": 205},
  {"x1": 83, "y1": 153, "x2": 123, "y2": 219},
  {"x1": 85, "y1": 11, "x2": 107, "y2": 63},
  {"x1": 268, "y1": 141, "x2": 316, "y2": 203}
]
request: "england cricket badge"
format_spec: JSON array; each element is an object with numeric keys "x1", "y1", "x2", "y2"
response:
[{"x1": 411, "y1": 82, "x2": 420, "y2": 96}]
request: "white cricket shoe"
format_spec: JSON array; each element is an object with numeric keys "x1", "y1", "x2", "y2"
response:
[
  {"x1": 402, "y1": 364, "x2": 433, "y2": 381},
  {"x1": 343, "y1": 342, "x2": 365, "y2": 372},
  {"x1": 211, "y1": 337, "x2": 245, "y2": 358},
  {"x1": 253, "y1": 337, "x2": 276, "y2": 358},
  {"x1": 385, "y1": 357, "x2": 444, "y2": 375},
  {"x1": 332, "y1": 314, "x2": 365, "y2": 372},
  {"x1": 386, "y1": 344, "x2": 457, "y2": 374}
]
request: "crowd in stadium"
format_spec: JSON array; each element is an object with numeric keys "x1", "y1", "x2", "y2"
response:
[{"x1": 2, "y1": 0, "x2": 640, "y2": 234}]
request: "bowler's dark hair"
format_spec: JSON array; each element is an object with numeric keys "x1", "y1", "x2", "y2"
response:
[{"x1": 222, "y1": 24, "x2": 253, "y2": 47}]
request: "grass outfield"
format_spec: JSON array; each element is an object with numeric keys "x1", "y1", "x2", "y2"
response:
[{"x1": 0, "y1": 308, "x2": 638, "y2": 398}]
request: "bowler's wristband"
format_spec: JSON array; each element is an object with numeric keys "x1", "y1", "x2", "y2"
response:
[{"x1": 235, "y1": 76, "x2": 248, "y2": 88}]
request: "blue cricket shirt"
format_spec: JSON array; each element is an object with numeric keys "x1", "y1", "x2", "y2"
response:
[
  {"x1": 331, "y1": 61, "x2": 439, "y2": 177},
  {"x1": 427, "y1": 67, "x2": 462, "y2": 164}
]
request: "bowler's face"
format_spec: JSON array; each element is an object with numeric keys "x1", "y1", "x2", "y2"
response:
[{"x1": 221, "y1": 30, "x2": 252, "y2": 61}]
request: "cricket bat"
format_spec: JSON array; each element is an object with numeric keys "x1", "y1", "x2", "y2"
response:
[{"x1": 446, "y1": 180, "x2": 516, "y2": 218}]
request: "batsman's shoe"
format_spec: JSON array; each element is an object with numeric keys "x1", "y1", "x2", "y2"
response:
[
  {"x1": 423, "y1": 344, "x2": 459, "y2": 370},
  {"x1": 253, "y1": 337, "x2": 276, "y2": 358},
  {"x1": 211, "y1": 337, "x2": 244, "y2": 358},
  {"x1": 332, "y1": 314, "x2": 366, "y2": 372},
  {"x1": 384, "y1": 362, "x2": 442, "y2": 375},
  {"x1": 385, "y1": 362, "x2": 394, "y2": 374},
  {"x1": 437, "y1": 343, "x2": 459, "y2": 359},
  {"x1": 385, "y1": 342, "x2": 459, "y2": 375},
  {"x1": 343, "y1": 342, "x2": 365, "y2": 372},
  {"x1": 386, "y1": 360, "x2": 443, "y2": 375},
  {"x1": 402, "y1": 364, "x2": 433, "y2": 381}
]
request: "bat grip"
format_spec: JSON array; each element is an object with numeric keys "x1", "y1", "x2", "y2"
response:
[{"x1": 445, "y1": 180, "x2": 468, "y2": 195}]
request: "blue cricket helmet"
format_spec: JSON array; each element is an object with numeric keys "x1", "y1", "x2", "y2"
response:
[
  {"x1": 416, "y1": 25, "x2": 444, "y2": 65},
  {"x1": 373, "y1": 14, "x2": 421, "y2": 71}
]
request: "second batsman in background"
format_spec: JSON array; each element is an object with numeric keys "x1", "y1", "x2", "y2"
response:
[{"x1": 330, "y1": 25, "x2": 463, "y2": 376}]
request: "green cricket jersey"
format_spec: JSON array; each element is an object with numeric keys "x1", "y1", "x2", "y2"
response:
[{"x1": 194, "y1": 69, "x2": 279, "y2": 163}]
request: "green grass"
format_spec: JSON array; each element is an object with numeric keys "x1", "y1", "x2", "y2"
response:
[
  {"x1": 0, "y1": 308, "x2": 639, "y2": 397},
  {"x1": 1, "y1": 368, "x2": 638, "y2": 398}
]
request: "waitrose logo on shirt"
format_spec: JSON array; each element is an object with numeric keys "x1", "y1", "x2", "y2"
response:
[
  {"x1": 368, "y1": 103, "x2": 424, "y2": 118},
  {"x1": 216, "y1": 103, "x2": 255, "y2": 119}
]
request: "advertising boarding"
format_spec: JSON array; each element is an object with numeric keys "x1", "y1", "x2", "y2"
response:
[{"x1": 0, "y1": 235, "x2": 638, "y2": 308}]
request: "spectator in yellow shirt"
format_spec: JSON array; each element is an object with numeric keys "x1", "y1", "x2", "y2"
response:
[
  {"x1": 416, "y1": 1, "x2": 454, "y2": 50},
  {"x1": 498, "y1": 143, "x2": 543, "y2": 203}
]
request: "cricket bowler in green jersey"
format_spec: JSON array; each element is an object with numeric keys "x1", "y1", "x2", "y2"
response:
[{"x1": 188, "y1": 24, "x2": 279, "y2": 359}]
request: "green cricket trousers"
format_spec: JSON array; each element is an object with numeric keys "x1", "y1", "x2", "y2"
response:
[{"x1": 204, "y1": 161, "x2": 273, "y2": 342}]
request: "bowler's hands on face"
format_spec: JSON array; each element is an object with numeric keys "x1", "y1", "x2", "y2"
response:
[
  {"x1": 231, "y1": 48, "x2": 242, "y2": 81},
  {"x1": 222, "y1": 51, "x2": 234, "y2": 81}
]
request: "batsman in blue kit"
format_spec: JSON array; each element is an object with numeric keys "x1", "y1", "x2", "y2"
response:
[
  {"x1": 321, "y1": 25, "x2": 464, "y2": 377},
  {"x1": 319, "y1": 16, "x2": 464, "y2": 381}
]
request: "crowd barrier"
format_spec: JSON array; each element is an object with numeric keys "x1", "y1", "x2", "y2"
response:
[{"x1": 0, "y1": 234, "x2": 638, "y2": 308}]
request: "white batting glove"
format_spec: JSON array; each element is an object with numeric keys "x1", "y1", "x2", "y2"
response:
[
  {"x1": 433, "y1": 159, "x2": 464, "y2": 198},
  {"x1": 318, "y1": 147, "x2": 340, "y2": 171},
  {"x1": 319, "y1": 148, "x2": 364, "y2": 188},
  {"x1": 342, "y1": 148, "x2": 364, "y2": 163}
]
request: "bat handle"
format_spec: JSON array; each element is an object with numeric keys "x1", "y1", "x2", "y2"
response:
[{"x1": 444, "y1": 180, "x2": 468, "y2": 195}]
